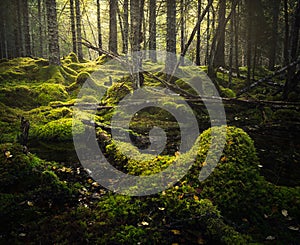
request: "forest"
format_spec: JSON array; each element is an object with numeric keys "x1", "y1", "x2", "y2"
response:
[{"x1": 0, "y1": 0, "x2": 300, "y2": 244}]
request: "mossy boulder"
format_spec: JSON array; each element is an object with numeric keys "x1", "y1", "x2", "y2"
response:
[
  {"x1": 0, "y1": 143, "x2": 42, "y2": 192},
  {"x1": 31, "y1": 118, "x2": 84, "y2": 141},
  {"x1": 220, "y1": 86, "x2": 236, "y2": 98},
  {"x1": 105, "y1": 83, "x2": 132, "y2": 104},
  {"x1": 36, "y1": 83, "x2": 69, "y2": 106}
]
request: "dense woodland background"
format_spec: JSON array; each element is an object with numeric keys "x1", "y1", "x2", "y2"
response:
[
  {"x1": 0, "y1": 0, "x2": 300, "y2": 244},
  {"x1": 0, "y1": 0, "x2": 300, "y2": 98}
]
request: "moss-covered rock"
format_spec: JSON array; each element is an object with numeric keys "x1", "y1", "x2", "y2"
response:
[
  {"x1": 31, "y1": 118, "x2": 84, "y2": 141},
  {"x1": 36, "y1": 83, "x2": 69, "y2": 106},
  {"x1": 105, "y1": 82, "x2": 132, "y2": 105}
]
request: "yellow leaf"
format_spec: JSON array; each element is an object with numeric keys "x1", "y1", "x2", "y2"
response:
[
  {"x1": 221, "y1": 156, "x2": 227, "y2": 162},
  {"x1": 141, "y1": 221, "x2": 149, "y2": 226},
  {"x1": 281, "y1": 209, "x2": 288, "y2": 217},
  {"x1": 175, "y1": 151, "x2": 181, "y2": 157},
  {"x1": 5, "y1": 151, "x2": 12, "y2": 159},
  {"x1": 201, "y1": 162, "x2": 207, "y2": 167},
  {"x1": 27, "y1": 201, "x2": 34, "y2": 207},
  {"x1": 193, "y1": 195, "x2": 199, "y2": 201},
  {"x1": 171, "y1": 230, "x2": 181, "y2": 235}
]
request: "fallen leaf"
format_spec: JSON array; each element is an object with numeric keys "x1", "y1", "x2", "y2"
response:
[
  {"x1": 141, "y1": 221, "x2": 149, "y2": 226},
  {"x1": 266, "y1": 236, "x2": 275, "y2": 241},
  {"x1": 5, "y1": 151, "x2": 13, "y2": 159},
  {"x1": 171, "y1": 230, "x2": 181, "y2": 235},
  {"x1": 281, "y1": 209, "x2": 288, "y2": 217},
  {"x1": 193, "y1": 195, "x2": 199, "y2": 201},
  {"x1": 27, "y1": 201, "x2": 34, "y2": 207},
  {"x1": 288, "y1": 226, "x2": 299, "y2": 231}
]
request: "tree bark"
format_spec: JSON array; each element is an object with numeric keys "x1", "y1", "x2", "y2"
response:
[
  {"x1": 149, "y1": 0, "x2": 157, "y2": 62},
  {"x1": 283, "y1": 0, "x2": 300, "y2": 99},
  {"x1": 123, "y1": 0, "x2": 129, "y2": 54},
  {"x1": 38, "y1": 0, "x2": 43, "y2": 57},
  {"x1": 45, "y1": 0, "x2": 60, "y2": 65},
  {"x1": 70, "y1": 0, "x2": 77, "y2": 54},
  {"x1": 283, "y1": 0, "x2": 289, "y2": 66},
  {"x1": 180, "y1": 0, "x2": 185, "y2": 65},
  {"x1": 196, "y1": 0, "x2": 202, "y2": 66},
  {"x1": 130, "y1": 0, "x2": 144, "y2": 88},
  {"x1": 75, "y1": 0, "x2": 83, "y2": 60},
  {"x1": 214, "y1": 0, "x2": 226, "y2": 67},
  {"x1": 23, "y1": 0, "x2": 31, "y2": 56},
  {"x1": 246, "y1": 0, "x2": 253, "y2": 87},
  {"x1": 109, "y1": 0, "x2": 118, "y2": 54},
  {"x1": 268, "y1": 0, "x2": 280, "y2": 70},
  {"x1": 166, "y1": 0, "x2": 177, "y2": 77}
]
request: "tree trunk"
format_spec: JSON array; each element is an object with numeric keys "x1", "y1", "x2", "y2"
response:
[
  {"x1": 70, "y1": 0, "x2": 77, "y2": 54},
  {"x1": 229, "y1": 1, "x2": 234, "y2": 88},
  {"x1": 234, "y1": 2, "x2": 240, "y2": 78},
  {"x1": 45, "y1": 0, "x2": 60, "y2": 65},
  {"x1": 268, "y1": 0, "x2": 280, "y2": 70},
  {"x1": 283, "y1": 0, "x2": 300, "y2": 99},
  {"x1": 246, "y1": 0, "x2": 253, "y2": 87},
  {"x1": 149, "y1": 0, "x2": 157, "y2": 62},
  {"x1": 109, "y1": 0, "x2": 118, "y2": 53},
  {"x1": 166, "y1": 0, "x2": 177, "y2": 77},
  {"x1": 214, "y1": 0, "x2": 226, "y2": 67},
  {"x1": 75, "y1": 0, "x2": 83, "y2": 60},
  {"x1": 130, "y1": 0, "x2": 144, "y2": 88},
  {"x1": 123, "y1": 0, "x2": 129, "y2": 54},
  {"x1": 180, "y1": 0, "x2": 185, "y2": 65},
  {"x1": 205, "y1": 0, "x2": 210, "y2": 65},
  {"x1": 38, "y1": 0, "x2": 43, "y2": 57},
  {"x1": 23, "y1": 0, "x2": 31, "y2": 56},
  {"x1": 283, "y1": 0, "x2": 289, "y2": 66},
  {"x1": 196, "y1": 0, "x2": 202, "y2": 66}
]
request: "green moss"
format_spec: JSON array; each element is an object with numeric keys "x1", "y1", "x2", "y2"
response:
[
  {"x1": 0, "y1": 143, "x2": 43, "y2": 192},
  {"x1": 36, "y1": 83, "x2": 69, "y2": 106},
  {"x1": 220, "y1": 86, "x2": 236, "y2": 98},
  {"x1": 0, "y1": 85, "x2": 38, "y2": 109},
  {"x1": 273, "y1": 109, "x2": 300, "y2": 122},
  {"x1": 31, "y1": 118, "x2": 84, "y2": 141},
  {"x1": 105, "y1": 82, "x2": 132, "y2": 104}
]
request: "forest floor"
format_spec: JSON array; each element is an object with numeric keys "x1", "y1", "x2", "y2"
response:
[{"x1": 0, "y1": 54, "x2": 299, "y2": 244}]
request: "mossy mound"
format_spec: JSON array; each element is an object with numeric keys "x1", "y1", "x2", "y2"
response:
[
  {"x1": 0, "y1": 85, "x2": 38, "y2": 109},
  {"x1": 32, "y1": 192, "x2": 247, "y2": 244},
  {"x1": 31, "y1": 118, "x2": 84, "y2": 141},
  {"x1": 0, "y1": 143, "x2": 78, "y2": 242},
  {"x1": 36, "y1": 83, "x2": 69, "y2": 106},
  {"x1": 183, "y1": 126, "x2": 300, "y2": 243},
  {"x1": 105, "y1": 82, "x2": 132, "y2": 105},
  {"x1": 106, "y1": 140, "x2": 175, "y2": 175}
]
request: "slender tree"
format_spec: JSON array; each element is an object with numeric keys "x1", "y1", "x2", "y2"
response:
[
  {"x1": 149, "y1": 0, "x2": 157, "y2": 62},
  {"x1": 196, "y1": 0, "x2": 202, "y2": 66},
  {"x1": 214, "y1": 0, "x2": 226, "y2": 67},
  {"x1": 70, "y1": 0, "x2": 77, "y2": 54},
  {"x1": 283, "y1": 0, "x2": 290, "y2": 66},
  {"x1": 75, "y1": 0, "x2": 83, "y2": 60},
  {"x1": 45, "y1": 0, "x2": 60, "y2": 65},
  {"x1": 130, "y1": 0, "x2": 144, "y2": 88},
  {"x1": 123, "y1": 0, "x2": 129, "y2": 54},
  {"x1": 38, "y1": 0, "x2": 43, "y2": 57},
  {"x1": 268, "y1": 0, "x2": 280, "y2": 70},
  {"x1": 166, "y1": 0, "x2": 177, "y2": 77},
  {"x1": 283, "y1": 0, "x2": 300, "y2": 99},
  {"x1": 23, "y1": 0, "x2": 31, "y2": 56},
  {"x1": 246, "y1": 0, "x2": 254, "y2": 86},
  {"x1": 180, "y1": 0, "x2": 185, "y2": 65},
  {"x1": 109, "y1": 0, "x2": 118, "y2": 53}
]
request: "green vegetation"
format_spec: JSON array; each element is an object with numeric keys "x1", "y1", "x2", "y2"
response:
[{"x1": 0, "y1": 56, "x2": 299, "y2": 244}]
